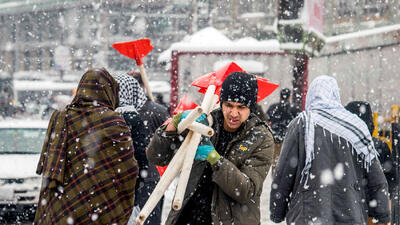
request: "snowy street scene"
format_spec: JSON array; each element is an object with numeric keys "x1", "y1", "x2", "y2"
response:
[{"x1": 0, "y1": 0, "x2": 400, "y2": 225}]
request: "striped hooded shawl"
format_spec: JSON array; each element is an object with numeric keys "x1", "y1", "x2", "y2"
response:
[
  {"x1": 300, "y1": 75, "x2": 377, "y2": 183},
  {"x1": 113, "y1": 73, "x2": 147, "y2": 114},
  {"x1": 35, "y1": 68, "x2": 138, "y2": 225}
]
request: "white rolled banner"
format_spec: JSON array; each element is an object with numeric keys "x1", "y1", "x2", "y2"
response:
[
  {"x1": 177, "y1": 107, "x2": 203, "y2": 134},
  {"x1": 188, "y1": 122, "x2": 214, "y2": 137},
  {"x1": 172, "y1": 85, "x2": 217, "y2": 210},
  {"x1": 172, "y1": 132, "x2": 202, "y2": 210},
  {"x1": 135, "y1": 132, "x2": 193, "y2": 225},
  {"x1": 200, "y1": 85, "x2": 216, "y2": 113}
]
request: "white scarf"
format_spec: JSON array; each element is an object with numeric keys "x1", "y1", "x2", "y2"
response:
[{"x1": 301, "y1": 75, "x2": 377, "y2": 183}]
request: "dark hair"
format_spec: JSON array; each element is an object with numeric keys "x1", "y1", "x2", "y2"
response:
[
  {"x1": 127, "y1": 71, "x2": 143, "y2": 86},
  {"x1": 133, "y1": 75, "x2": 143, "y2": 86},
  {"x1": 280, "y1": 88, "x2": 290, "y2": 100}
]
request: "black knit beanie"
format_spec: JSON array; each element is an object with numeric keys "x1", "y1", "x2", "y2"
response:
[
  {"x1": 280, "y1": 88, "x2": 291, "y2": 100},
  {"x1": 220, "y1": 72, "x2": 258, "y2": 110},
  {"x1": 345, "y1": 101, "x2": 374, "y2": 135}
]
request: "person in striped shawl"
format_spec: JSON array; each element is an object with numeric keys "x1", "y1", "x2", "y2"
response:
[
  {"x1": 34, "y1": 68, "x2": 138, "y2": 225},
  {"x1": 269, "y1": 75, "x2": 390, "y2": 225}
]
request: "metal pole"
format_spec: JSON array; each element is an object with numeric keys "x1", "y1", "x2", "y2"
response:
[{"x1": 170, "y1": 50, "x2": 179, "y2": 116}]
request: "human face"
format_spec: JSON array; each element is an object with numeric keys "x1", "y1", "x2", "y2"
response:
[{"x1": 221, "y1": 101, "x2": 251, "y2": 132}]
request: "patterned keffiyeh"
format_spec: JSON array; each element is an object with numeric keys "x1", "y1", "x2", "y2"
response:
[
  {"x1": 301, "y1": 75, "x2": 377, "y2": 183},
  {"x1": 114, "y1": 73, "x2": 147, "y2": 112}
]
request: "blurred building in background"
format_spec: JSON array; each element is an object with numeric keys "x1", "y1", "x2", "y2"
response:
[
  {"x1": 0, "y1": 0, "x2": 399, "y2": 117},
  {"x1": 0, "y1": 0, "x2": 398, "y2": 81},
  {"x1": 0, "y1": 0, "x2": 277, "y2": 82}
]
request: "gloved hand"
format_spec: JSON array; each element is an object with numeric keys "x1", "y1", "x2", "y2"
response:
[
  {"x1": 172, "y1": 109, "x2": 208, "y2": 128},
  {"x1": 195, "y1": 137, "x2": 220, "y2": 165}
]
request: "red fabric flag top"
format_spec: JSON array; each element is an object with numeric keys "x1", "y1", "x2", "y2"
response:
[
  {"x1": 173, "y1": 94, "x2": 198, "y2": 115},
  {"x1": 256, "y1": 77, "x2": 279, "y2": 102},
  {"x1": 112, "y1": 38, "x2": 153, "y2": 65},
  {"x1": 192, "y1": 62, "x2": 279, "y2": 102},
  {"x1": 192, "y1": 62, "x2": 245, "y2": 88}
]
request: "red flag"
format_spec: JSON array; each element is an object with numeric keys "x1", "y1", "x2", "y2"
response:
[
  {"x1": 112, "y1": 38, "x2": 153, "y2": 65},
  {"x1": 173, "y1": 94, "x2": 198, "y2": 115},
  {"x1": 191, "y1": 62, "x2": 245, "y2": 95},
  {"x1": 193, "y1": 61, "x2": 279, "y2": 102}
]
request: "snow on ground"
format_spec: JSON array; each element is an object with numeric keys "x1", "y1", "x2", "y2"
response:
[
  {"x1": 260, "y1": 172, "x2": 286, "y2": 225},
  {"x1": 161, "y1": 170, "x2": 285, "y2": 225}
]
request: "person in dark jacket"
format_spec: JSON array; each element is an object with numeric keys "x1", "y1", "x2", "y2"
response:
[
  {"x1": 114, "y1": 73, "x2": 167, "y2": 225},
  {"x1": 34, "y1": 68, "x2": 138, "y2": 225},
  {"x1": 266, "y1": 88, "x2": 300, "y2": 173},
  {"x1": 129, "y1": 70, "x2": 170, "y2": 130},
  {"x1": 269, "y1": 75, "x2": 390, "y2": 225},
  {"x1": 147, "y1": 72, "x2": 274, "y2": 225},
  {"x1": 345, "y1": 101, "x2": 397, "y2": 196},
  {"x1": 130, "y1": 71, "x2": 170, "y2": 221}
]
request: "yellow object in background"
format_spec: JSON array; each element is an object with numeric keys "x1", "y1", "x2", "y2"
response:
[
  {"x1": 372, "y1": 112, "x2": 379, "y2": 138},
  {"x1": 390, "y1": 105, "x2": 399, "y2": 123},
  {"x1": 371, "y1": 105, "x2": 400, "y2": 152}
]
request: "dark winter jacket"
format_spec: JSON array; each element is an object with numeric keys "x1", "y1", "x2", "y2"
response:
[
  {"x1": 138, "y1": 99, "x2": 169, "y2": 142},
  {"x1": 345, "y1": 100, "x2": 397, "y2": 196},
  {"x1": 266, "y1": 100, "x2": 300, "y2": 143},
  {"x1": 136, "y1": 99, "x2": 168, "y2": 225},
  {"x1": 269, "y1": 116, "x2": 391, "y2": 225},
  {"x1": 114, "y1": 73, "x2": 167, "y2": 225},
  {"x1": 135, "y1": 101, "x2": 168, "y2": 185},
  {"x1": 373, "y1": 137, "x2": 397, "y2": 195},
  {"x1": 147, "y1": 109, "x2": 274, "y2": 225},
  {"x1": 119, "y1": 111, "x2": 150, "y2": 193}
]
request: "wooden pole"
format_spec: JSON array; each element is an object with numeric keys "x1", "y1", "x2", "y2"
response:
[
  {"x1": 138, "y1": 64, "x2": 154, "y2": 101},
  {"x1": 188, "y1": 122, "x2": 214, "y2": 137},
  {"x1": 177, "y1": 107, "x2": 203, "y2": 134},
  {"x1": 172, "y1": 131, "x2": 202, "y2": 210},
  {"x1": 172, "y1": 85, "x2": 216, "y2": 210},
  {"x1": 135, "y1": 132, "x2": 193, "y2": 225}
]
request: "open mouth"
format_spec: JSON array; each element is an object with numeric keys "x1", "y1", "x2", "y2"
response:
[{"x1": 229, "y1": 118, "x2": 240, "y2": 126}]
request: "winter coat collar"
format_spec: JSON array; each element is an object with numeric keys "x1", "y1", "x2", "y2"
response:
[{"x1": 211, "y1": 109, "x2": 264, "y2": 142}]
